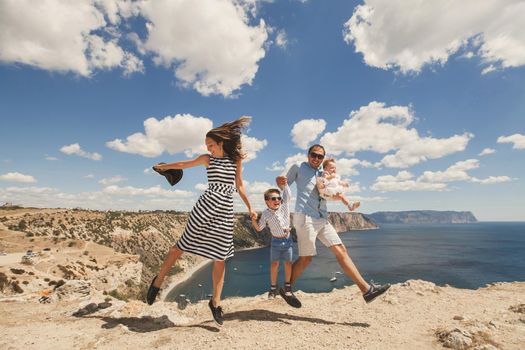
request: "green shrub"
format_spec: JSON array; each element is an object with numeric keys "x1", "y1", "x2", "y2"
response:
[{"x1": 108, "y1": 289, "x2": 128, "y2": 302}]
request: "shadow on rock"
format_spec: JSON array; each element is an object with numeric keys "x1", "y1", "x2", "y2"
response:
[
  {"x1": 89, "y1": 315, "x2": 220, "y2": 333},
  {"x1": 225, "y1": 309, "x2": 370, "y2": 327}
]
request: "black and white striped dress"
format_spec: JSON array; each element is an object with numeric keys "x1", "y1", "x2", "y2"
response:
[{"x1": 176, "y1": 156, "x2": 236, "y2": 260}]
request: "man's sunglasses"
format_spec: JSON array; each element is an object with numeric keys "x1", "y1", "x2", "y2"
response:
[
  {"x1": 309, "y1": 152, "x2": 325, "y2": 160},
  {"x1": 265, "y1": 196, "x2": 282, "y2": 201}
]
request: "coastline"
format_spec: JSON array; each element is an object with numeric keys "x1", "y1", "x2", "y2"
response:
[
  {"x1": 160, "y1": 244, "x2": 266, "y2": 300},
  {"x1": 160, "y1": 259, "x2": 212, "y2": 300}
]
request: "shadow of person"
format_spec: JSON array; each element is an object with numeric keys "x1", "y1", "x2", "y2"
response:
[
  {"x1": 88, "y1": 315, "x2": 220, "y2": 333},
  {"x1": 224, "y1": 309, "x2": 370, "y2": 327}
]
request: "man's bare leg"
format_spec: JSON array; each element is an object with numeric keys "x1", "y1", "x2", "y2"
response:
[
  {"x1": 330, "y1": 244, "x2": 370, "y2": 293},
  {"x1": 290, "y1": 256, "x2": 313, "y2": 285}
]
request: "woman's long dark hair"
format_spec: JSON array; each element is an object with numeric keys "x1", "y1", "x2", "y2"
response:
[{"x1": 206, "y1": 116, "x2": 251, "y2": 161}]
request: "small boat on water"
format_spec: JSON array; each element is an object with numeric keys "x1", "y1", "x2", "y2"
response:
[
  {"x1": 330, "y1": 277, "x2": 337, "y2": 282},
  {"x1": 197, "y1": 283, "x2": 202, "y2": 287},
  {"x1": 335, "y1": 271, "x2": 342, "y2": 275},
  {"x1": 233, "y1": 267, "x2": 238, "y2": 271}
]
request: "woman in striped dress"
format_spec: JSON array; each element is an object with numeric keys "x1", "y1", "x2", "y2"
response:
[{"x1": 147, "y1": 117, "x2": 256, "y2": 326}]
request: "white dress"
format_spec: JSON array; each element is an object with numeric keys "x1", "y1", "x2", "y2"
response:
[{"x1": 318, "y1": 173, "x2": 345, "y2": 201}]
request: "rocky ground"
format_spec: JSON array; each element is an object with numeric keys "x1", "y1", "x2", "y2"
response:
[{"x1": 0, "y1": 280, "x2": 524, "y2": 350}]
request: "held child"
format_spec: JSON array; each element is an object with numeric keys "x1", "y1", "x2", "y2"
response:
[
  {"x1": 251, "y1": 183, "x2": 301, "y2": 308},
  {"x1": 317, "y1": 158, "x2": 360, "y2": 212}
]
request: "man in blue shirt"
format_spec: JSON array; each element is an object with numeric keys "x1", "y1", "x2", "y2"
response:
[{"x1": 277, "y1": 144, "x2": 390, "y2": 307}]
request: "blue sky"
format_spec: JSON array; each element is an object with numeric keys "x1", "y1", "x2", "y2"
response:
[{"x1": 1, "y1": 0, "x2": 524, "y2": 220}]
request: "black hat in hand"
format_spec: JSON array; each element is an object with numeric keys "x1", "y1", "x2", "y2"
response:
[{"x1": 153, "y1": 163, "x2": 183, "y2": 186}]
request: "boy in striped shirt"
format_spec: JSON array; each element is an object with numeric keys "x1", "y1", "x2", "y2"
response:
[{"x1": 252, "y1": 184, "x2": 301, "y2": 307}]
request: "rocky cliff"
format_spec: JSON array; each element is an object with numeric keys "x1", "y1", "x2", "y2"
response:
[
  {"x1": 1, "y1": 208, "x2": 375, "y2": 293},
  {"x1": 366, "y1": 210, "x2": 478, "y2": 224}
]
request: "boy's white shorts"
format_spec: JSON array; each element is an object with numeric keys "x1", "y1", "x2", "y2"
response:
[{"x1": 293, "y1": 213, "x2": 342, "y2": 256}]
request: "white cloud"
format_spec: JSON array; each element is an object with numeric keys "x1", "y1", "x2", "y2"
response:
[
  {"x1": 373, "y1": 159, "x2": 514, "y2": 191},
  {"x1": 0, "y1": 0, "x2": 270, "y2": 96},
  {"x1": 143, "y1": 168, "x2": 153, "y2": 174},
  {"x1": 371, "y1": 171, "x2": 448, "y2": 192},
  {"x1": 139, "y1": 0, "x2": 268, "y2": 97},
  {"x1": 331, "y1": 158, "x2": 373, "y2": 176},
  {"x1": 0, "y1": 186, "x2": 197, "y2": 211},
  {"x1": 291, "y1": 119, "x2": 327, "y2": 149},
  {"x1": 275, "y1": 30, "x2": 288, "y2": 48},
  {"x1": 479, "y1": 148, "x2": 496, "y2": 156},
  {"x1": 0, "y1": 0, "x2": 143, "y2": 76},
  {"x1": 247, "y1": 181, "x2": 274, "y2": 194},
  {"x1": 1, "y1": 186, "x2": 55, "y2": 195},
  {"x1": 418, "y1": 159, "x2": 479, "y2": 183},
  {"x1": 0, "y1": 172, "x2": 37, "y2": 183},
  {"x1": 284, "y1": 153, "x2": 306, "y2": 171},
  {"x1": 471, "y1": 176, "x2": 513, "y2": 185},
  {"x1": 85, "y1": 174, "x2": 95, "y2": 179},
  {"x1": 195, "y1": 183, "x2": 208, "y2": 191},
  {"x1": 107, "y1": 114, "x2": 266, "y2": 160},
  {"x1": 234, "y1": 180, "x2": 278, "y2": 211},
  {"x1": 45, "y1": 156, "x2": 58, "y2": 161},
  {"x1": 340, "y1": 180, "x2": 362, "y2": 194},
  {"x1": 242, "y1": 135, "x2": 268, "y2": 162},
  {"x1": 98, "y1": 175, "x2": 127, "y2": 186},
  {"x1": 265, "y1": 161, "x2": 285, "y2": 172},
  {"x1": 103, "y1": 185, "x2": 194, "y2": 198},
  {"x1": 60, "y1": 143, "x2": 102, "y2": 161},
  {"x1": 344, "y1": 0, "x2": 525, "y2": 74},
  {"x1": 497, "y1": 134, "x2": 525, "y2": 149},
  {"x1": 107, "y1": 114, "x2": 212, "y2": 158},
  {"x1": 319, "y1": 102, "x2": 473, "y2": 168}
]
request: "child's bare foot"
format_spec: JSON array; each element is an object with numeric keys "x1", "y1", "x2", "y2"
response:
[{"x1": 348, "y1": 202, "x2": 361, "y2": 211}]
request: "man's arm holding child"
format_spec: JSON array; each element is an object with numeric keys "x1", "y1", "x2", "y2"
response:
[
  {"x1": 276, "y1": 164, "x2": 299, "y2": 188},
  {"x1": 280, "y1": 183, "x2": 292, "y2": 205}
]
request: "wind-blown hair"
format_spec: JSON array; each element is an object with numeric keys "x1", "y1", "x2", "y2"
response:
[{"x1": 206, "y1": 116, "x2": 251, "y2": 162}]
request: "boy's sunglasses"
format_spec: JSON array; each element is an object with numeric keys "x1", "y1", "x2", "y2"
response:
[
  {"x1": 265, "y1": 196, "x2": 282, "y2": 201},
  {"x1": 309, "y1": 152, "x2": 325, "y2": 160}
]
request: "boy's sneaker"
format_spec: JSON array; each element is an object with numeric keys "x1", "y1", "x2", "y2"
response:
[
  {"x1": 363, "y1": 282, "x2": 391, "y2": 303},
  {"x1": 268, "y1": 289, "x2": 278, "y2": 299},
  {"x1": 278, "y1": 287, "x2": 302, "y2": 308},
  {"x1": 208, "y1": 299, "x2": 224, "y2": 326}
]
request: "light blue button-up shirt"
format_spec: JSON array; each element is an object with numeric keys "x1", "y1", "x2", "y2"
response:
[{"x1": 286, "y1": 162, "x2": 327, "y2": 219}]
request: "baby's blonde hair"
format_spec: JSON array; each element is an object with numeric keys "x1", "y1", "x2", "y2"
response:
[{"x1": 322, "y1": 158, "x2": 336, "y2": 168}]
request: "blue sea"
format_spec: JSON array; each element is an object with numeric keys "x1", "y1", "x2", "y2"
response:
[{"x1": 166, "y1": 222, "x2": 525, "y2": 303}]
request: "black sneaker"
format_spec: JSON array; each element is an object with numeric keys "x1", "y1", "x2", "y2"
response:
[
  {"x1": 278, "y1": 287, "x2": 302, "y2": 308},
  {"x1": 363, "y1": 282, "x2": 390, "y2": 303},
  {"x1": 268, "y1": 289, "x2": 278, "y2": 299},
  {"x1": 208, "y1": 299, "x2": 224, "y2": 326},
  {"x1": 146, "y1": 276, "x2": 160, "y2": 305}
]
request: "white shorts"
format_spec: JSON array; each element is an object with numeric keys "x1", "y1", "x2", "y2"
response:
[{"x1": 293, "y1": 213, "x2": 342, "y2": 256}]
